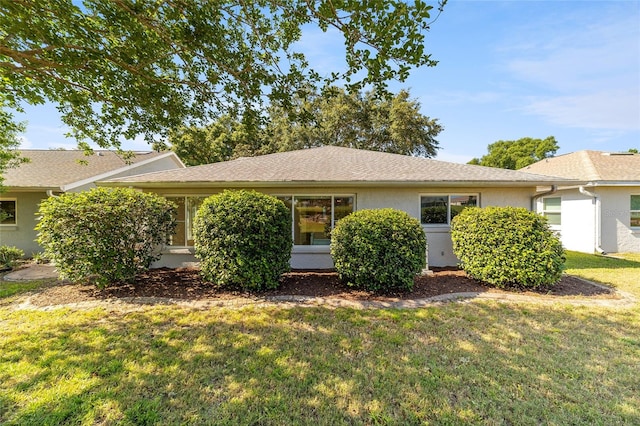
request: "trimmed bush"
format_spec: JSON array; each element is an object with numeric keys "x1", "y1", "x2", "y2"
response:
[
  {"x1": 451, "y1": 206, "x2": 565, "y2": 289},
  {"x1": 36, "y1": 187, "x2": 176, "y2": 288},
  {"x1": 331, "y1": 208, "x2": 426, "y2": 292},
  {"x1": 193, "y1": 190, "x2": 292, "y2": 291},
  {"x1": 0, "y1": 246, "x2": 24, "y2": 269}
]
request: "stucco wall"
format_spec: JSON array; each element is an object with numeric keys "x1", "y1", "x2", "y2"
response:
[
  {"x1": 599, "y1": 187, "x2": 640, "y2": 253},
  {"x1": 0, "y1": 191, "x2": 47, "y2": 256},
  {"x1": 150, "y1": 185, "x2": 537, "y2": 269},
  {"x1": 540, "y1": 187, "x2": 640, "y2": 254},
  {"x1": 539, "y1": 190, "x2": 596, "y2": 253}
]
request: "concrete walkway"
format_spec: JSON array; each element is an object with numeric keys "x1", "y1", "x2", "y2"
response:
[{"x1": 2, "y1": 264, "x2": 59, "y2": 282}]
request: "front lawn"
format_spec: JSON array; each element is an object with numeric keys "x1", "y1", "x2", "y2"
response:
[{"x1": 0, "y1": 252, "x2": 638, "y2": 425}]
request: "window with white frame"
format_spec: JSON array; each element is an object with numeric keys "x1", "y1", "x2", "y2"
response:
[
  {"x1": 631, "y1": 195, "x2": 640, "y2": 227},
  {"x1": 542, "y1": 197, "x2": 561, "y2": 226},
  {"x1": 277, "y1": 195, "x2": 354, "y2": 245},
  {"x1": 0, "y1": 199, "x2": 16, "y2": 225},
  {"x1": 166, "y1": 196, "x2": 206, "y2": 246},
  {"x1": 420, "y1": 194, "x2": 478, "y2": 225}
]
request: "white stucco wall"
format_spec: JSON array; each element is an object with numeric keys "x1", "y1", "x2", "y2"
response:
[
  {"x1": 538, "y1": 190, "x2": 596, "y2": 253},
  {"x1": 151, "y1": 185, "x2": 537, "y2": 269},
  {"x1": 540, "y1": 186, "x2": 640, "y2": 254},
  {"x1": 0, "y1": 191, "x2": 48, "y2": 256},
  {"x1": 599, "y1": 187, "x2": 640, "y2": 253}
]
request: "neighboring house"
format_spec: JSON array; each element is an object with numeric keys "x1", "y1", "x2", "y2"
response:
[
  {"x1": 523, "y1": 150, "x2": 640, "y2": 254},
  {"x1": 100, "y1": 146, "x2": 574, "y2": 268},
  {"x1": 0, "y1": 150, "x2": 185, "y2": 255}
]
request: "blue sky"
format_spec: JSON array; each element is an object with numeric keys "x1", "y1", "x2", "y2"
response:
[{"x1": 16, "y1": 0, "x2": 640, "y2": 164}]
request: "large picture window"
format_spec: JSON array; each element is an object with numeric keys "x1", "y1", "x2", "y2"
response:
[
  {"x1": 631, "y1": 195, "x2": 640, "y2": 228},
  {"x1": 420, "y1": 194, "x2": 478, "y2": 225},
  {"x1": 542, "y1": 197, "x2": 562, "y2": 226},
  {"x1": 277, "y1": 195, "x2": 354, "y2": 245},
  {"x1": 0, "y1": 199, "x2": 16, "y2": 225},
  {"x1": 166, "y1": 196, "x2": 206, "y2": 246}
]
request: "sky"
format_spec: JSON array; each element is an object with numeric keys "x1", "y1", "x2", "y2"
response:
[{"x1": 16, "y1": 0, "x2": 640, "y2": 164}]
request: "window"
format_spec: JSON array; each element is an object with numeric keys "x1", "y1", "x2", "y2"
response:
[
  {"x1": 277, "y1": 195, "x2": 354, "y2": 245},
  {"x1": 0, "y1": 199, "x2": 16, "y2": 225},
  {"x1": 420, "y1": 194, "x2": 478, "y2": 225},
  {"x1": 631, "y1": 195, "x2": 640, "y2": 227},
  {"x1": 166, "y1": 196, "x2": 206, "y2": 246},
  {"x1": 542, "y1": 197, "x2": 561, "y2": 226}
]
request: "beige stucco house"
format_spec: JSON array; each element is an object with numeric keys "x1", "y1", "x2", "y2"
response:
[
  {"x1": 101, "y1": 146, "x2": 574, "y2": 268},
  {"x1": 523, "y1": 150, "x2": 640, "y2": 254},
  {"x1": 0, "y1": 150, "x2": 184, "y2": 255}
]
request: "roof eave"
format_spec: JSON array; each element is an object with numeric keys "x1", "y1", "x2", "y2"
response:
[
  {"x1": 98, "y1": 179, "x2": 577, "y2": 189},
  {"x1": 583, "y1": 181, "x2": 640, "y2": 187},
  {"x1": 1, "y1": 185, "x2": 63, "y2": 192},
  {"x1": 63, "y1": 152, "x2": 183, "y2": 192}
]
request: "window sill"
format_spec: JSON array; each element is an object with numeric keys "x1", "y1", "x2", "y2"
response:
[
  {"x1": 293, "y1": 245, "x2": 331, "y2": 254},
  {"x1": 630, "y1": 229, "x2": 640, "y2": 235},
  {"x1": 422, "y1": 225, "x2": 451, "y2": 233},
  {"x1": 0, "y1": 225, "x2": 18, "y2": 231},
  {"x1": 161, "y1": 247, "x2": 195, "y2": 255}
]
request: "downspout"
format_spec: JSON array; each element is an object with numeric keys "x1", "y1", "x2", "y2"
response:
[
  {"x1": 579, "y1": 186, "x2": 605, "y2": 254},
  {"x1": 531, "y1": 185, "x2": 557, "y2": 211},
  {"x1": 46, "y1": 190, "x2": 58, "y2": 197}
]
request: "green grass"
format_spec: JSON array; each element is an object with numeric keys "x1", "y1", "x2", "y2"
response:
[
  {"x1": 565, "y1": 250, "x2": 640, "y2": 293},
  {"x1": 0, "y1": 252, "x2": 639, "y2": 425},
  {"x1": 0, "y1": 280, "x2": 51, "y2": 300}
]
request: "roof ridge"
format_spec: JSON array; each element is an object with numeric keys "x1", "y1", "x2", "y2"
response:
[{"x1": 582, "y1": 151, "x2": 604, "y2": 181}]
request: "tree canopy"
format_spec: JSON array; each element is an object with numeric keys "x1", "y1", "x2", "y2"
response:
[
  {"x1": 0, "y1": 94, "x2": 27, "y2": 191},
  {"x1": 162, "y1": 88, "x2": 443, "y2": 166},
  {"x1": 1, "y1": 0, "x2": 446, "y2": 153},
  {"x1": 468, "y1": 136, "x2": 559, "y2": 170}
]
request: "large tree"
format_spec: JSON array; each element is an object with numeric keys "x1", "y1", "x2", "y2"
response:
[
  {"x1": 0, "y1": 0, "x2": 446, "y2": 153},
  {"x1": 265, "y1": 87, "x2": 442, "y2": 157},
  {"x1": 468, "y1": 136, "x2": 559, "y2": 170},
  {"x1": 0, "y1": 94, "x2": 27, "y2": 192},
  {"x1": 165, "y1": 88, "x2": 443, "y2": 165}
]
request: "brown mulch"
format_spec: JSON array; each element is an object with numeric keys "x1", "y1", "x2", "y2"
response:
[{"x1": 22, "y1": 267, "x2": 617, "y2": 308}]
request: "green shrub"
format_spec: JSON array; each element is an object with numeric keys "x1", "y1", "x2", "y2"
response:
[
  {"x1": 450, "y1": 206, "x2": 565, "y2": 289},
  {"x1": 0, "y1": 246, "x2": 24, "y2": 269},
  {"x1": 193, "y1": 190, "x2": 292, "y2": 291},
  {"x1": 331, "y1": 208, "x2": 426, "y2": 292},
  {"x1": 36, "y1": 187, "x2": 176, "y2": 288}
]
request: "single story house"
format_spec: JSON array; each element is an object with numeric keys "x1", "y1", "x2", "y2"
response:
[
  {"x1": 100, "y1": 146, "x2": 575, "y2": 269},
  {"x1": 0, "y1": 149, "x2": 184, "y2": 255},
  {"x1": 523, "y1": 150, "x2": 640, "y2": 254}
]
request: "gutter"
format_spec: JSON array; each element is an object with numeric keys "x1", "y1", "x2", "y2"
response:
[
  {"x1": 531, "y1": 185, "x2": 557, "y2": 210},
  {"x1": 579, "y1": 185, "x2": 605, "y2": 254}
]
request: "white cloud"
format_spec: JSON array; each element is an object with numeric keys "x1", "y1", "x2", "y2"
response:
[
  {"x1": 523, "y1": 90, "x2": 640, "y2": 131},
  {"x1": 500, "y1": 6, "x2": 640, "y2": 132},
  {"x1": 46, "y1": 142, "x2": 80, "y2": 150},
  {"x1": 18, "y1": 136, "x2": 32, "y2": 149}
]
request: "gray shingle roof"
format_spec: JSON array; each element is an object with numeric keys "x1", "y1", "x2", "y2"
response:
[
  {"x1": 4, "y1": 150, "x2": 173, "y2": 190},
  {"x1": 523, "y1": 150, "x2": 640, "y2": 182},
  {"x1": 104, "y1": 146, "x2": 574, "y2": 187}
]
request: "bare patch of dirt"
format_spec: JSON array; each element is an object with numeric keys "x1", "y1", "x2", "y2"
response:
[{"x1": 23, "y1": 267, "x2": 617, "y2": 308}]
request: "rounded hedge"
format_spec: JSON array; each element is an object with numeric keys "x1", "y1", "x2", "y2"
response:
[
  {"x1": 193, "y1": 190, "x2": 292, "y2": 291},
  {"x1": 330, "y1": 208, "x2": 426, "y2": 292},
  {"x1": 450, "y1": 206, "x2": 565, "y2": 289},
  {"x1": 36, "y1": 187, "x2": 176, "y2": 288}
]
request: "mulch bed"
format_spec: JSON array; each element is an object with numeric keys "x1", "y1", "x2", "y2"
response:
[{"x1": 21, "y1": 267, "x2": 617, "y2": 308}]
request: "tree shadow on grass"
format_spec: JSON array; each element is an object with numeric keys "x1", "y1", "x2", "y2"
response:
[{"x1": 1, "y1": 304, "x2": 639, "y2": 425}]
